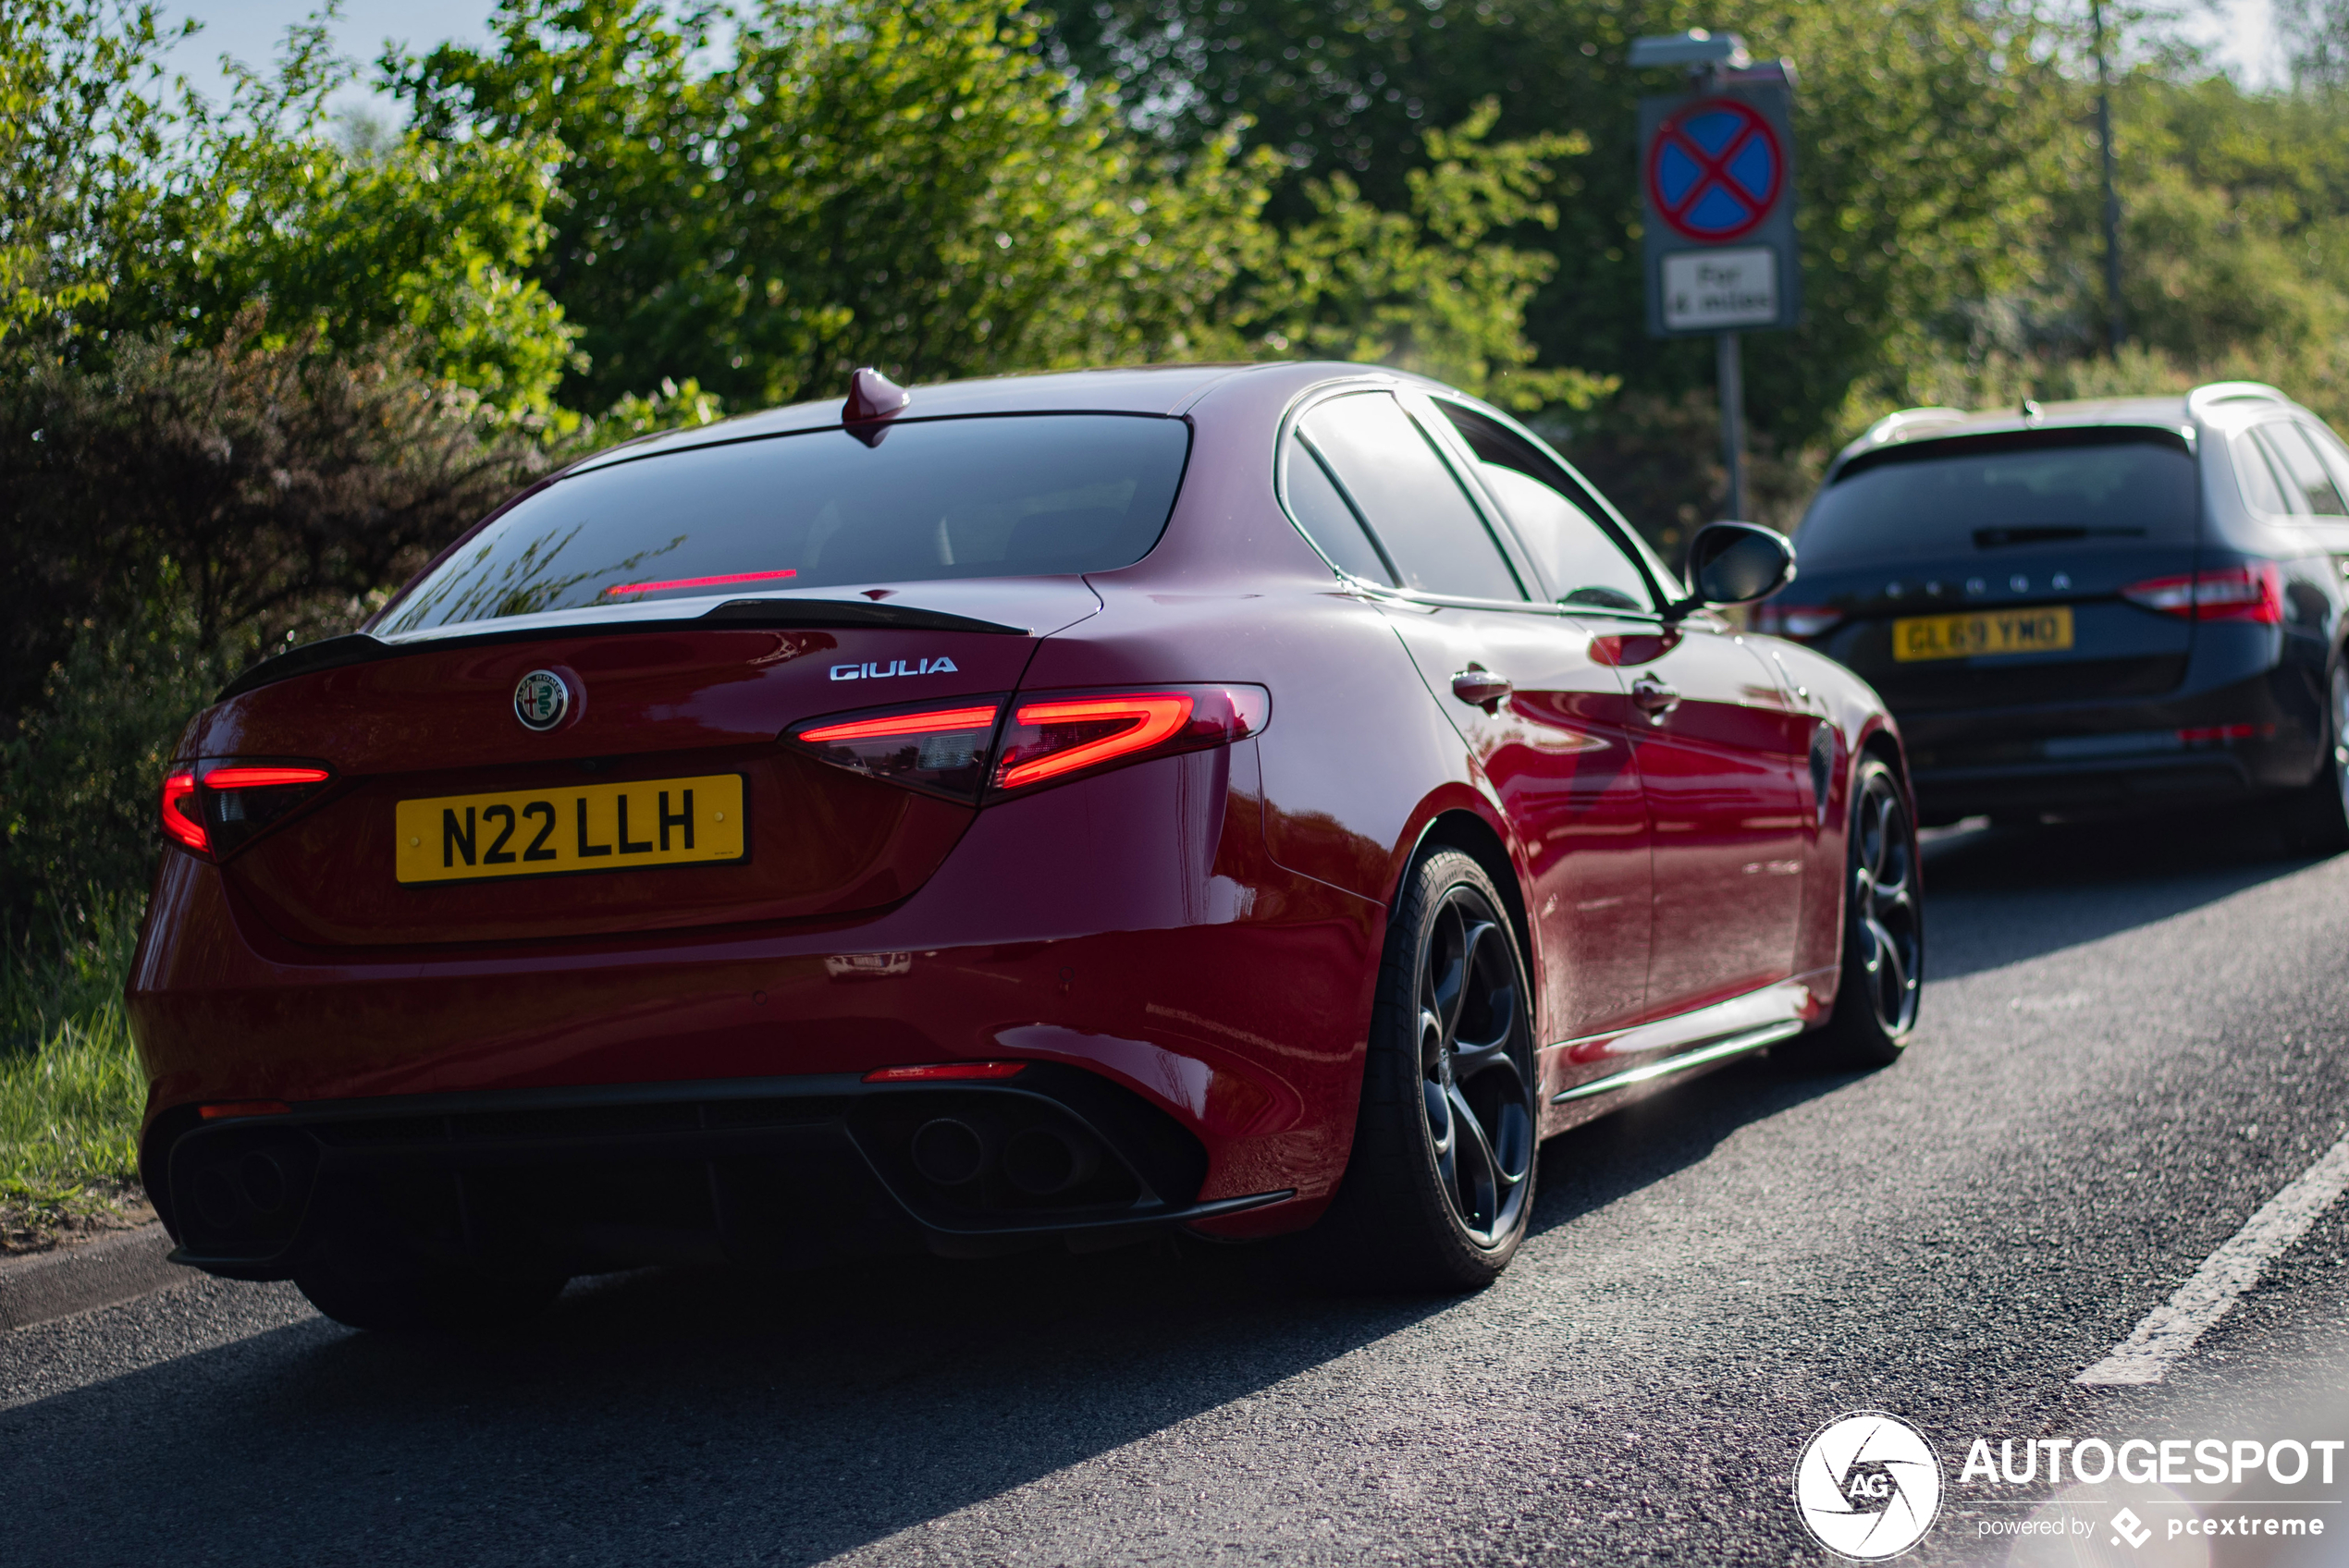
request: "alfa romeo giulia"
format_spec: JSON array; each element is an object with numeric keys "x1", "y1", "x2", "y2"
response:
[{"x1": 129, "y1": 361, "x2": 1920, "y2": 1328}]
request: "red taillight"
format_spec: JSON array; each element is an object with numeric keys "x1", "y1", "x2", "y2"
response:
[
  {"x1": 996, "y1": 694, "x2": 1194, "y2": 789},
  {"x1": 788, "y1": 685, "x2": 1270, "y2": 802},
  {"x1": 161, "y1": 768, "x2": 208, "y2": 854},
  {"x1": 798, "y1": 705, "x2": 1001, "y2": 744},
  {"x1": 788, "y1": 698, "x2": 1006, "y2": 801},
  {"x1": 862, "y1": 1061, "x2": 1027, "y2": 1083},
  {"x1": 160, "y1": 758, "x2": 336, "y2": 859},
  {"x1": 2122, "y1": 563, "x2": 2283, "y2": 624},
  {"x1": 199, "y1": 1099, "x2": 290, "y2": 1119},
  {"x1": 203, "y1": 766, "x2": 331, "y2": 790},
  {"x1": 991, "y1": 685, "x2": 1270, "y2": 793}
]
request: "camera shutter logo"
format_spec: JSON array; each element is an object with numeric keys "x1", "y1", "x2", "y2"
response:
[
  {"x1": 1794, "y1": 1412, "x2": 1943, "y2": 1560},
  {"x1": 513, "y1": 669, "x2": 572, "y2": 732}
]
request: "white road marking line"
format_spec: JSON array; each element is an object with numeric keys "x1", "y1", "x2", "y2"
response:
[{"x1": 2076, "y1": 1130, "x2": 2349, "y2": 1386}]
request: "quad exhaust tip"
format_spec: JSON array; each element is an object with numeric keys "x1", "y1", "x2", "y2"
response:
[
  {"x1": 194, "y1": 1149, "x2": 294, "y2": 1231},
  {"x1": 909, "y1": 1116, "x2": 1101, "y2": 1196}
]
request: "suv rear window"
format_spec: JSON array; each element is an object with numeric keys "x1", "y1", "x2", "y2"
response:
[
  {"x1": 1800, "y1": 428, "x2": 2197, "y2": 563},
  {"x1": 379, "y1": 414, "x2": 1192, "y2": 634}
]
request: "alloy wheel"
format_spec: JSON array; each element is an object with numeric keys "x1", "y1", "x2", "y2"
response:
[
  {"x1": 1850, "y1": 769, "x2": 1923, "y2": 1037},
  {"x1": 1414, "y1": 886, "x2": 1535, "y2": 1245},
  {"x1": 2331, "y1": 666, "x2": 2349, "y2": 815}
]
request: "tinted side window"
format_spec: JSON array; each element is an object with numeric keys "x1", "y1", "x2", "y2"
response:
[
  {"x1": 2255, "y1": 424, "x2": 2349, "y2": 516},
  {"x1": 2232, "y1": 431, "x2": 2293, "y2": 515},
  {"x1": 1297, "y1": 393, "x2": 1526, "y2": 601},
  {"x1": 1434, "y1": 398, "x2": 1673, "y2": 604},
  {"x1": 1281, "y1": 433, "x2": 1396, "y2": 583},
  {"x1": 1477, "y1": 465, "x2": 1654, "y2": 612},
  {"x1": 2301, "y1": 422, "x2": 2349, "y2": 513}
]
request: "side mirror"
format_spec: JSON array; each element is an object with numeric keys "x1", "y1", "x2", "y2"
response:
[{"x1": 1666, "y1": 521, "x2": 1795, "y2": 619}]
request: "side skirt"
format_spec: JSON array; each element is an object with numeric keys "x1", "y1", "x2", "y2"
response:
[{"x1": 1538, "y1": 970, "x2": 1833, "y2": 1125}]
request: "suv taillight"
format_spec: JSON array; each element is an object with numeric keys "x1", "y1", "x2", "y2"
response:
[
  {"x1": 2121, "y1": 563, "x2": 2283, "y2": 624},
  {"x1": 1753, "y1": 602, "x2": 1844, "y2": 640},
  {"x1": 160, "y1": 759, "x2": 335, "y2": 859},
  {"x1": 787, "y1": 685, "x2": 1270, "y2": 802}
]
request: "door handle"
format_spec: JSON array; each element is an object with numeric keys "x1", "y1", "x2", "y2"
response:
[
  {"x1": 1630, "y1": 674, "x2": 1680, "y2": 718},
  {"x1": 1451, "y1": 668, "x2": 1512, "y2": 708}
]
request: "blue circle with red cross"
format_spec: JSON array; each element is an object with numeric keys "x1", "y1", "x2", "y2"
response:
[{"x1": 1645, "y1": 98, "x2": 1783, "y2": 243}]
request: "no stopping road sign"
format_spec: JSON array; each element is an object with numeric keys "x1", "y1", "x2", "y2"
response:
[
  {"x1": 1647, "y1": 97, "x2": 1782, "y2": 243},
  {"x1": 1640, "y1": 77, "x2": 1800, "y2": 337}
]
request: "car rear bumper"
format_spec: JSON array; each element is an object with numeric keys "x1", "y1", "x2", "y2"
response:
[
  {"x1": 129, "y1": 750, "x2": 1382, "y2": 1257},
  {"x1": 1910, "y1": 751, "x2": 2261, "y2": 821},
  {"x1": 154, "y1": 1067, "x2": 1294, "y2": 1280},
  {"x1": 1896, "y1": 662, "x2": 2326, "y2": 822}
]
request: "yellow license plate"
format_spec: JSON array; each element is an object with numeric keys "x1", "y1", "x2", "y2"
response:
[
  {"x1": 395, "y1": 774, "x2": 746, "y2": 884},
  {"x1": 1892, "y1": 606, "x2": 2074, "y2": 662}
]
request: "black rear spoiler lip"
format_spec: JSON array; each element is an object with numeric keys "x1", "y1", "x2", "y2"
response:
[{"x1": 214, "y1": 599, "x2": 1030, "y2": 703}]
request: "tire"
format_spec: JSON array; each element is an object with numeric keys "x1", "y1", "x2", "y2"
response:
[
  {"x1": 2281, "y1": 664, "x2": 2349, "y2": 855},
  {"x1": 296, "y1": 1267, "x2": 568, "y2": 1334},
  {"x1": 1316, "y1": 849, "x2": 1539, "y2": 1292},
  {"x1": 1806, "y1": 755, "x2": 1924, "y2": 1069}
]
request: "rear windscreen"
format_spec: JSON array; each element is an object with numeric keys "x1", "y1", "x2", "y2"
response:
[
  {"x1": 1799, "y1": 430, "x2": 2198, "y2": 563},
  {"x1": 378, "y1": 414, "x2": 1192, "y2": 634}
]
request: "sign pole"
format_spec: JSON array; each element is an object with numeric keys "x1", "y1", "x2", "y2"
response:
[{"x1": 1716, "y1": 329, "x2": 1746, "y2": 521}]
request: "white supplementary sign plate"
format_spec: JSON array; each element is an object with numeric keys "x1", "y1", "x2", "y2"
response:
[{"x1": 1660, "y1": 247, "x2": 1778, "y2": 330}]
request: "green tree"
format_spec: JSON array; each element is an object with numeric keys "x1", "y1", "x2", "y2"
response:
[
  {"x1": 0, "y1": 0, "x2": 186, "y2": 345},
  {"x1": 1052, "y1": 0, "x2": 2076, "y2": 446},
  {"x1": 393, "y1": 0, "x2": 1596, "y2": 410}
]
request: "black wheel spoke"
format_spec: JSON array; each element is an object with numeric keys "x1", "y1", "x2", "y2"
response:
[
  {"x1": 1451, "y1": 1037, "x2": 1520, "y2": 1085},
  {"x1": 1446, "y1": 1084, "x2": 1500, "y2": 1229}
]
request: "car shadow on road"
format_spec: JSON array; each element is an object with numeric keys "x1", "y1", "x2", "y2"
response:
[
  {"x1": 12, "y1": 1219, "x2": 1461, "y2": 1565},
  {"x1": 1919, "y1": 804, "x2": 2331, "y2": 981},
  {"x1": 1525, "y1": 1050, "x2": 1858, "y2": 1242},
  {"x1": 16, "y1": 1059, "x2": 1875, "y2": 1566}
]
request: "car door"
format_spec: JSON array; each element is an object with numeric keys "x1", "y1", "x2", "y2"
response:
[
  {"x1": 1609, "y1": 619, "x2": 1809, "y2": 1011},
  {"x1": 1281, "y1": 388, "x2": 1653, "y2": 1048},
  {"x1": 1420, "y1": 397, "x2": 1809, "y2": 1022}
]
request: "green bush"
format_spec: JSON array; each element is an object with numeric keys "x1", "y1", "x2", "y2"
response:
[{"x1": 0, "y1": 1001, "x2": 143, "y2": 1204}]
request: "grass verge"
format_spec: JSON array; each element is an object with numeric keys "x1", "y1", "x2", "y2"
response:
[{"x1": 1, "y1": 894, "x2": 149, "y2": 1251}]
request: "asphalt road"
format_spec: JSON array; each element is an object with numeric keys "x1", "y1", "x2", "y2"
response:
[{"x1": 11, "y1": 809, "x2": 2349, "y2": 1566}]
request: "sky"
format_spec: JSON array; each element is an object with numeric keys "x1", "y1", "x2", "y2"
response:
[
  {"x1": 159, "y1": 0, "x2": 2291, "y2": 121},
  {"x1": 161, "y1": 0, "x2": 497, "y2": 116}
]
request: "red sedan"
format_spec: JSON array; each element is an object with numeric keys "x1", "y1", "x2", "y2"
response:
[{"x1": 129, "y1": 361, "x2": 1920, "y2": 1328}]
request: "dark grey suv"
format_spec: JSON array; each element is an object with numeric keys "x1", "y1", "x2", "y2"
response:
[{"x1": 1757, "y1": 383, "x2": 2349, "y2": 845}]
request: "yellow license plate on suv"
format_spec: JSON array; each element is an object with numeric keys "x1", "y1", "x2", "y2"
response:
[
  {"x1": 395, "y1": 773, "x2": 746, "y2": 885},
  {"x1": 1892, "y1": 606, "x2": 2074, "y2": 663}
]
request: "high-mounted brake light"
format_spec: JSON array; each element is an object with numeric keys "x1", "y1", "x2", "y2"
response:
[
  {"x1": 2121, "y1": 563, "x2": 2283, "y2": 624},
  {"x1": 601, "y1": 568, "x2": 799, "y2": 599},
  {"x1": 863, "y1": 1061, "x2": 1027, "y2": 1083},
  {"x1": 161, "y1": 768, "x2": 208, "y2": 853}
]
